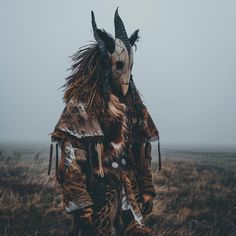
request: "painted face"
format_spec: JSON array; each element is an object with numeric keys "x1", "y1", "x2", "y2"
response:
[{"x1": 109, "y1": 39, "x2": 134, "y2": 96}]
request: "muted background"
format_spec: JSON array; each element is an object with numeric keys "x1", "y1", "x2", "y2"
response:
[{"x1": 0, "y1": 0, "x2": 236, "y2": 148}]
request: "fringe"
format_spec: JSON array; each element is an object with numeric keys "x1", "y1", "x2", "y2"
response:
[
  {"x1": 55, "y1": 143, "x2": 59, "y2": 177},
  {"x1": 158, "y1": 140, "x2": 161, "y2": 171},
  {"x1": 96, "y1": 142, "x2": 104, "y2": 178},
  {"x1": 48, "y1": 143, "x2": 53, "y2": 175}
]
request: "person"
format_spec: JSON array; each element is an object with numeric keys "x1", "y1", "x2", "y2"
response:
[{"x1": 50, "y1": 8, "x2": 161, "y2": 236}]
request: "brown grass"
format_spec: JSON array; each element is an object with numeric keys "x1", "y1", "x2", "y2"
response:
[{"x1": 0, "y1": 144, "x2": 235, "y2": 235}]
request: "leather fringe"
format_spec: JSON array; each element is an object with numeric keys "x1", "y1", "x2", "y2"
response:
[
  {"x1": 48, "y1": 143, "x2": 53, "y2": 175},
  {"x1": 96, "y1": 142, "x2": 104, "y2": 178},
  {"x1": 55, "y1": 143, "x2": 59, "y2": 177},
  {"x1": 158, "y1": 140, "x2": 161, "y2": 171}
]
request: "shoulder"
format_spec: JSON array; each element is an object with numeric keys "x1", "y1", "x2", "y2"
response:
[
  {"x1": 128, "y1": 102, "x2": 159, "y2": 143},
  {"x1": 51, "y1": 99, "x2": 104, "y2": 142}
]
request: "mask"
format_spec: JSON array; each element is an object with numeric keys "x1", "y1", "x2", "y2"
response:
[
  {"x1": 110, "y1": 39, "x2": 134, "y2": 95},
  {"x1": 91, "y1": 8, "x2": 139, "y2": 96}
]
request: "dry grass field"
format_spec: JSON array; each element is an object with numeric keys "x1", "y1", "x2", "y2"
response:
[{"x1": 0, "y1": 143, "x2": 235, "y2": 236}]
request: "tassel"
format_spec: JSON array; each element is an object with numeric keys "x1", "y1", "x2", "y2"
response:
[
  {"x1": 96, "y1": 142, "x2": 104, "y2": 178},
  {"x1": 55, "y1": 143, "x2": 59, "y2": 177},
  {"x1": 48, "y1": 143, "x2": 53, "y2": 175},
  {"x1": 158, "y1": 140, "x2": 161, "y2": 171}
]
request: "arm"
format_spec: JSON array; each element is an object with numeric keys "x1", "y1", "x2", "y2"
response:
[
  {"x1": 132, "y1": 142, "x2": 156, "y2": 214},
  {"x1": 59, "y1": 139, "x2": 93, "y2": 212},
  {"x1": 134, "y1": 142, "x2": 156, "y2": 198},
  {"x1": 59, "y1": 139, "x2": 94, "y2": 234}
]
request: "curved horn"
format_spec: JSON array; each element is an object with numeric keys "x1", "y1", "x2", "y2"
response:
[
  {"x1": 91, "y1": 10, "x2": 99, "y2": 41},
  {"x1": 114, "y1": 8, "x2": 130, "y2": 52}
]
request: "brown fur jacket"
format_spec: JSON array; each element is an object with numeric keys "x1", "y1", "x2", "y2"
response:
[{"x1": 50, "y1": 92, "x2": 159, "y2": 216}]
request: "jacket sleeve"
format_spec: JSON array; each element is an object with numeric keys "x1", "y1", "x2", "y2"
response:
[
  {"x1": 59, "y1": 139, "x2": 93, "y2": 212},
  {"x1": 133, "y1": 142, "x2": 156, "y2": 199}
]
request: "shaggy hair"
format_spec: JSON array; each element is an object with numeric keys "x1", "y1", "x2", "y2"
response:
[
  {"x1": 63, "y1": 42, "x2": 143, "y2": 118},
  {"x1": 63, "y1": 43, "x2": 106, "y2": 116}
]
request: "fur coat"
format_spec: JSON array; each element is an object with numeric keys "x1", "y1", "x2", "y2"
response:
[{"x1": 50, "y1": 91, "x2": 159, "y2": 227}]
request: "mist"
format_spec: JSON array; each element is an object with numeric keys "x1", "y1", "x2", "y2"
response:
[{"x1": 0, "y1": 0, "x2": 236, "y2": 148}]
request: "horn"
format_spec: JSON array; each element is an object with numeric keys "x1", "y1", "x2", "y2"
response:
[
  {"x1": 114, "y1": 8, "x2": 130, "y2": 52},
  {"x1": 91, "y1": 10, "x2": 99, "y2": 41},
  {"x1": 91, "y1": 11, "x2": 112, "y2": 105}
]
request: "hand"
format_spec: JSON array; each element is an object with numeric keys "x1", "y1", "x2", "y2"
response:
[
  {"x1": 142, "y1": 194, "x2": 152, "y2": 203},
  {"x1": 76, "y1": 207, "x2": 93, "y2": 225},
  {"x1": 141, "y1": 194, "x2": 153, "y2": 215}
]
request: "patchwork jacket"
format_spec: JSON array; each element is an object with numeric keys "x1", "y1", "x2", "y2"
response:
[{"x1": 50, "y1": 93, "x2": 159, "y2": 219}]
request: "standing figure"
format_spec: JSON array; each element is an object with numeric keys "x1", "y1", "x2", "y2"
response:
[{"x1": 50, "y1": 8, "x2": 161, "y2": 236}]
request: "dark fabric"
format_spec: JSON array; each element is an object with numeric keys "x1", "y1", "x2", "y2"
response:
[
  {"x1": 132, "y1": 142, "x2": 156, "y2": 198},
  {"x1": 141, "y1": 199, "x2": 154, "y2": 215},
  {"x1": 70, "y1": 176, "x2": 120, "y2": 236},
  {"x1": 69, "y1": 208, "x2": 94, "y2": 235},
  {"x1": 68, "y1": 179, "x2": 154, "y2": 236},
  {"x1": 122, "y1": 210, "x2": 135, "y2": 226}
]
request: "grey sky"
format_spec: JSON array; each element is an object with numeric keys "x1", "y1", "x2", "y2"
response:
[{"x1": 0, "y1": 0, "x2": 236, "y2": 147}]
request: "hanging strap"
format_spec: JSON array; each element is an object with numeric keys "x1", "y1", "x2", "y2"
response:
[
  {"x1": 158, "y1": 140, "x2": 161, "y2": 171},
  {"x1": 96, "y1": 142, "x2": 104, "y2": 178},
  {"x1": 48, "y1": 143, "x2": 53, "y2": 175},
  {"x1": 55, "y1": 143, "x2": 59, "y2": 177}
]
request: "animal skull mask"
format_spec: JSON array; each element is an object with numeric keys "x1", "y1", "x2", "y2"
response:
[
  {"x1": 91, "y1": 8, "x2": 139, "y2": 96},
  {"x1": 110, "y1": 39, "x2": 134, "y2": 95}
]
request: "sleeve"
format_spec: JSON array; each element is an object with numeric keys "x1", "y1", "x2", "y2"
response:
[
  {"x1": 59, "y1": 139, "x2": 93, "y2": 212},
  {"x1": 132, "y1": 142, "x2": 156, "y2": 199}
]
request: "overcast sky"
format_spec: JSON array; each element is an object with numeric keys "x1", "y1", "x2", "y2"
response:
[{"x1": 0, "y1": 0, "x2": 236, "y2": 147}]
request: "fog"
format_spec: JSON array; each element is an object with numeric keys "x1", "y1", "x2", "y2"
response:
[{"x1": 0, "y1": 0, "x2": 236, "y2": 147}]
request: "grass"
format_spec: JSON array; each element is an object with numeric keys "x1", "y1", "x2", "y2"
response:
[{"x1": 0, "y1": 144, "x2": 235, "y2": 235}]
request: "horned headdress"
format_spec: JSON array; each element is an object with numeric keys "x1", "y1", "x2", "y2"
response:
[
  {"x1": 91, "y1": 8, "x2": 139, "y2": 97},
  {"x1": 63, "y1": 8, "x2": 141, "y2": 113}
]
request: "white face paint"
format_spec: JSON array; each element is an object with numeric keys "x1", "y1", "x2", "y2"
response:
[{"x1": 109, "y1": 39, "x2": 133, "y2": 96}]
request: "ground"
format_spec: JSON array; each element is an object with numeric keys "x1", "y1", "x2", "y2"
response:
[{"x1": 0, "y1": 143, "x2": 235, "y2": 236}]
